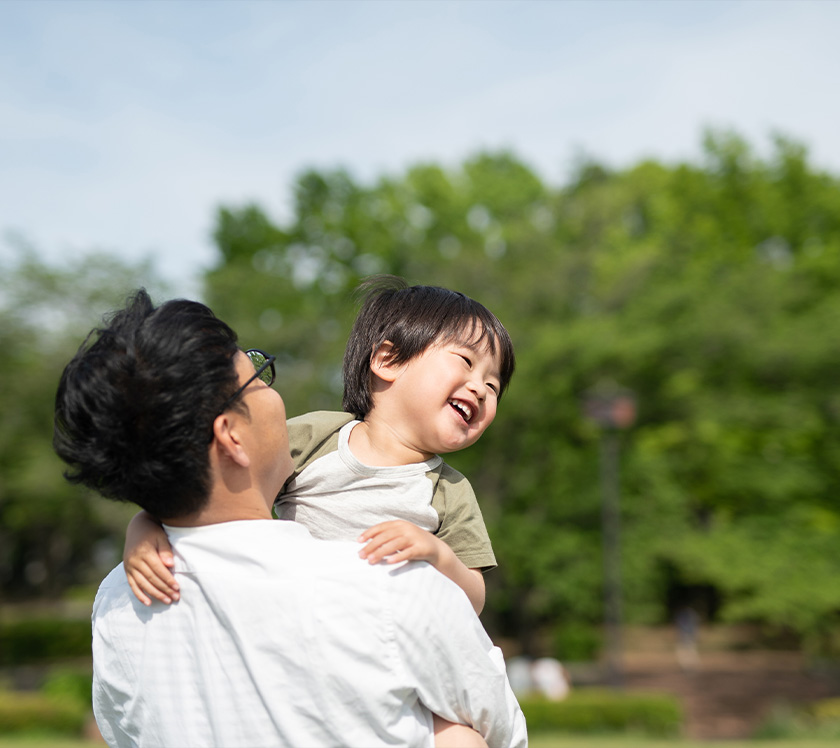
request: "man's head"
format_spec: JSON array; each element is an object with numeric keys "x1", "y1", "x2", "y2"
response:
[
  {"x1": 342, "y1": 276, "x2": 515, "y2": 419},
  {"x1": 54, "y1": 289, "x2": 278, "y2": 520}
]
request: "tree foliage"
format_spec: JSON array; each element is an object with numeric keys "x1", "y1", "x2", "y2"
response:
[
  {"x1": 0, "y1": 243, "x2": 170, "y2": 599},
  {"x1": 202, "y1": 131, "x2": 840, "y2": 653},
  {"x1": 4, "y1": 130, "x2": 839, "y2": 658}
]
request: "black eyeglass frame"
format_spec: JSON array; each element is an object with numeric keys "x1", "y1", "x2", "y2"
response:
[{"x1": 218, "y1": 349, "x2": 276, "y2": 415}]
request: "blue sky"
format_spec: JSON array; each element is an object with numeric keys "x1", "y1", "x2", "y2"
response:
[{"x1": 2, "y1": 0, "x2": 839, "y2": 296}]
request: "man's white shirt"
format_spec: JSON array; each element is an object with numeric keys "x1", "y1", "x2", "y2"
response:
[{"x1": 92, "y1": 519, "x2": 527, "y2": 748}]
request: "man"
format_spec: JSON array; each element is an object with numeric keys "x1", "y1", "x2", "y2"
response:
[{"x1": 54, "y1": 290, "x2": 527, "y2": 748}]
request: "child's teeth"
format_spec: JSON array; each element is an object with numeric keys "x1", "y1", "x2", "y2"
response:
[{"x1": 450, "y1": 401, "x2": 472, "y2": 421}]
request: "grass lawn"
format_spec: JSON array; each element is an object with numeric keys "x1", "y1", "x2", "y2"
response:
[
  {"x1": 2, "y1": 737, "x2": 840, "y2": 748},
  {"x1": 0, "y1": 740, "x2": 103, "y2": 748},
  {"x1": 530, "y1": 738, "x2": 839, "y2": 748}
]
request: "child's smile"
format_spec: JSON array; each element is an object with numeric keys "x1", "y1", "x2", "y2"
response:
[{"x1": 448, "y1": 398, "x2": 474, "y2": 424}]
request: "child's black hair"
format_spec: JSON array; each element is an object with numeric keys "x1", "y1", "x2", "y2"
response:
[{"x1": 342, "y1": 276, "x2": 515, "y2": 419}]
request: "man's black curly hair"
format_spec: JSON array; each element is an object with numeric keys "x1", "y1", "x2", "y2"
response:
[
  {"x1": 342, "y1": 276, "x2": 515, "y2": 420},
  {"x1": 53, "y1": 289, "x2": 241, "y2": 519}
]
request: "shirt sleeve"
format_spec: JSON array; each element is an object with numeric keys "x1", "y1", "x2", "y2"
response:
[
  {"x1": 388, "y1": 563, "x2": 527, "y2": 748},
  {"x1": 285, "y1": 411, "x2": 355, "y2": 473},
  {"x1": 276, "y1": 412, "x2": 352, "y2": 517},
  {"x1": 431, "y1": 464, "x2": 497, "y2": 572}
]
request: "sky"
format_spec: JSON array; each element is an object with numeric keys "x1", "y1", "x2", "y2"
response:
[{"x1": 2, "y1": 0, "x2": 839, "y2": 297}]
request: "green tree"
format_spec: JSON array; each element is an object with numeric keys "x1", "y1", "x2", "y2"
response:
[
  {"x1": 0, "y1": 242, "x2": 170, "y2": 600},
  {"x1": 201, "y1": 132, "x2": 840, "y2": 655}
]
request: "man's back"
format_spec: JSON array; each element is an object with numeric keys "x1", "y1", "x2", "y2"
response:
[{"x1": 93, "y1": 519, "x2": 526, "y2": 748}]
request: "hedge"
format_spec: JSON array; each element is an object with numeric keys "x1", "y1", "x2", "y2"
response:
[
  {"x1": 41, "y1": 668, "x2": 93, "y2": 708},
  {"x1": 0, "y1": 682, "x2": 684, "y2": 738},
  {"x1": 0, "y1": 618, "x2": 91, "y2": 665},
  {"x1": 520, "y1": 689, "x2": 683, "y2": 736},
  {"x1": 0, "y1": 690, "x2": 87, "y2": 734},
  {"x1": 810, "y1": 697, "x2": 840, "y2": 721},
  {"x1": 755, "y1": 698, "x2": 840, "y2": 739}
]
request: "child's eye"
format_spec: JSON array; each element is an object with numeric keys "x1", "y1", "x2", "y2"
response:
[
  {"x1": 487, "y1": 382, "x2": 499, "y2": 395},
  {"x1": 459, "y1": 355, "x2": 472, "y2": 367}
]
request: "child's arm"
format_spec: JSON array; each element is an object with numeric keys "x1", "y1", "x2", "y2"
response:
[
  {"x1": 358, "y1": 521, "x2": 486, "y2": 615},
  {"x1": 123, "y1": 510, "x2": 179, "y2": 606}
]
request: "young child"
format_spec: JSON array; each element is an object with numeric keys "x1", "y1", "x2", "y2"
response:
[{"x1": 123, "y1": 276, "x2": 516, "y2": 744}]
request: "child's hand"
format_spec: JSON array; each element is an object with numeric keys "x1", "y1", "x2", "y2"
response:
[
  {"x1": 360, "y1": 519, "x2": 486, "y2": 614},
  {"x1": 358, "y1": 520, "x2": 444, "y2": 566},
  {"x1": 124, "y1": 511, "x2": 179, "y2": 606}
]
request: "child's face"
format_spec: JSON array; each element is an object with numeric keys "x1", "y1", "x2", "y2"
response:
[{"x1": 384, "y1": 337, "x2": 502, "y2": 456}]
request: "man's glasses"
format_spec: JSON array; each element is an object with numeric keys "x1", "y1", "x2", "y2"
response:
[{"x1": 219, "y1": 349, "x2": 276, "y2": 414}]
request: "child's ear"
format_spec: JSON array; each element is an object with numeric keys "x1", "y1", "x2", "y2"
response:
[
  {"x1": 212, "y1": 412, "x2": 251, "y2": 468},
  {"x1": 370, "y1": 341, "x2": 400, "y2": 382}
]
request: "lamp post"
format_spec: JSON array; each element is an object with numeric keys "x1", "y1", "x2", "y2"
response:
[{"x1": 583, "y1": 386, "x2": 636, "y2": 689}]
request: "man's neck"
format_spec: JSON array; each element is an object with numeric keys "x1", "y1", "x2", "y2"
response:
[{"x1": 163, "y1": 489, "x2": 273, "y2": 527}]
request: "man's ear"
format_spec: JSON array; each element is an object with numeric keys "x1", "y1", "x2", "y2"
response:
[
  {"x1": 212, "y1": 412, "x2": 251, "y2": 468},
  {"x1": 370, "y1": 341, "x2": 400, "y2": 383}
]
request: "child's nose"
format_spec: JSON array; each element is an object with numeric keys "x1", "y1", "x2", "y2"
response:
[{"x1": 468, "y1": 378, "x2": 486, "y2": 401}]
